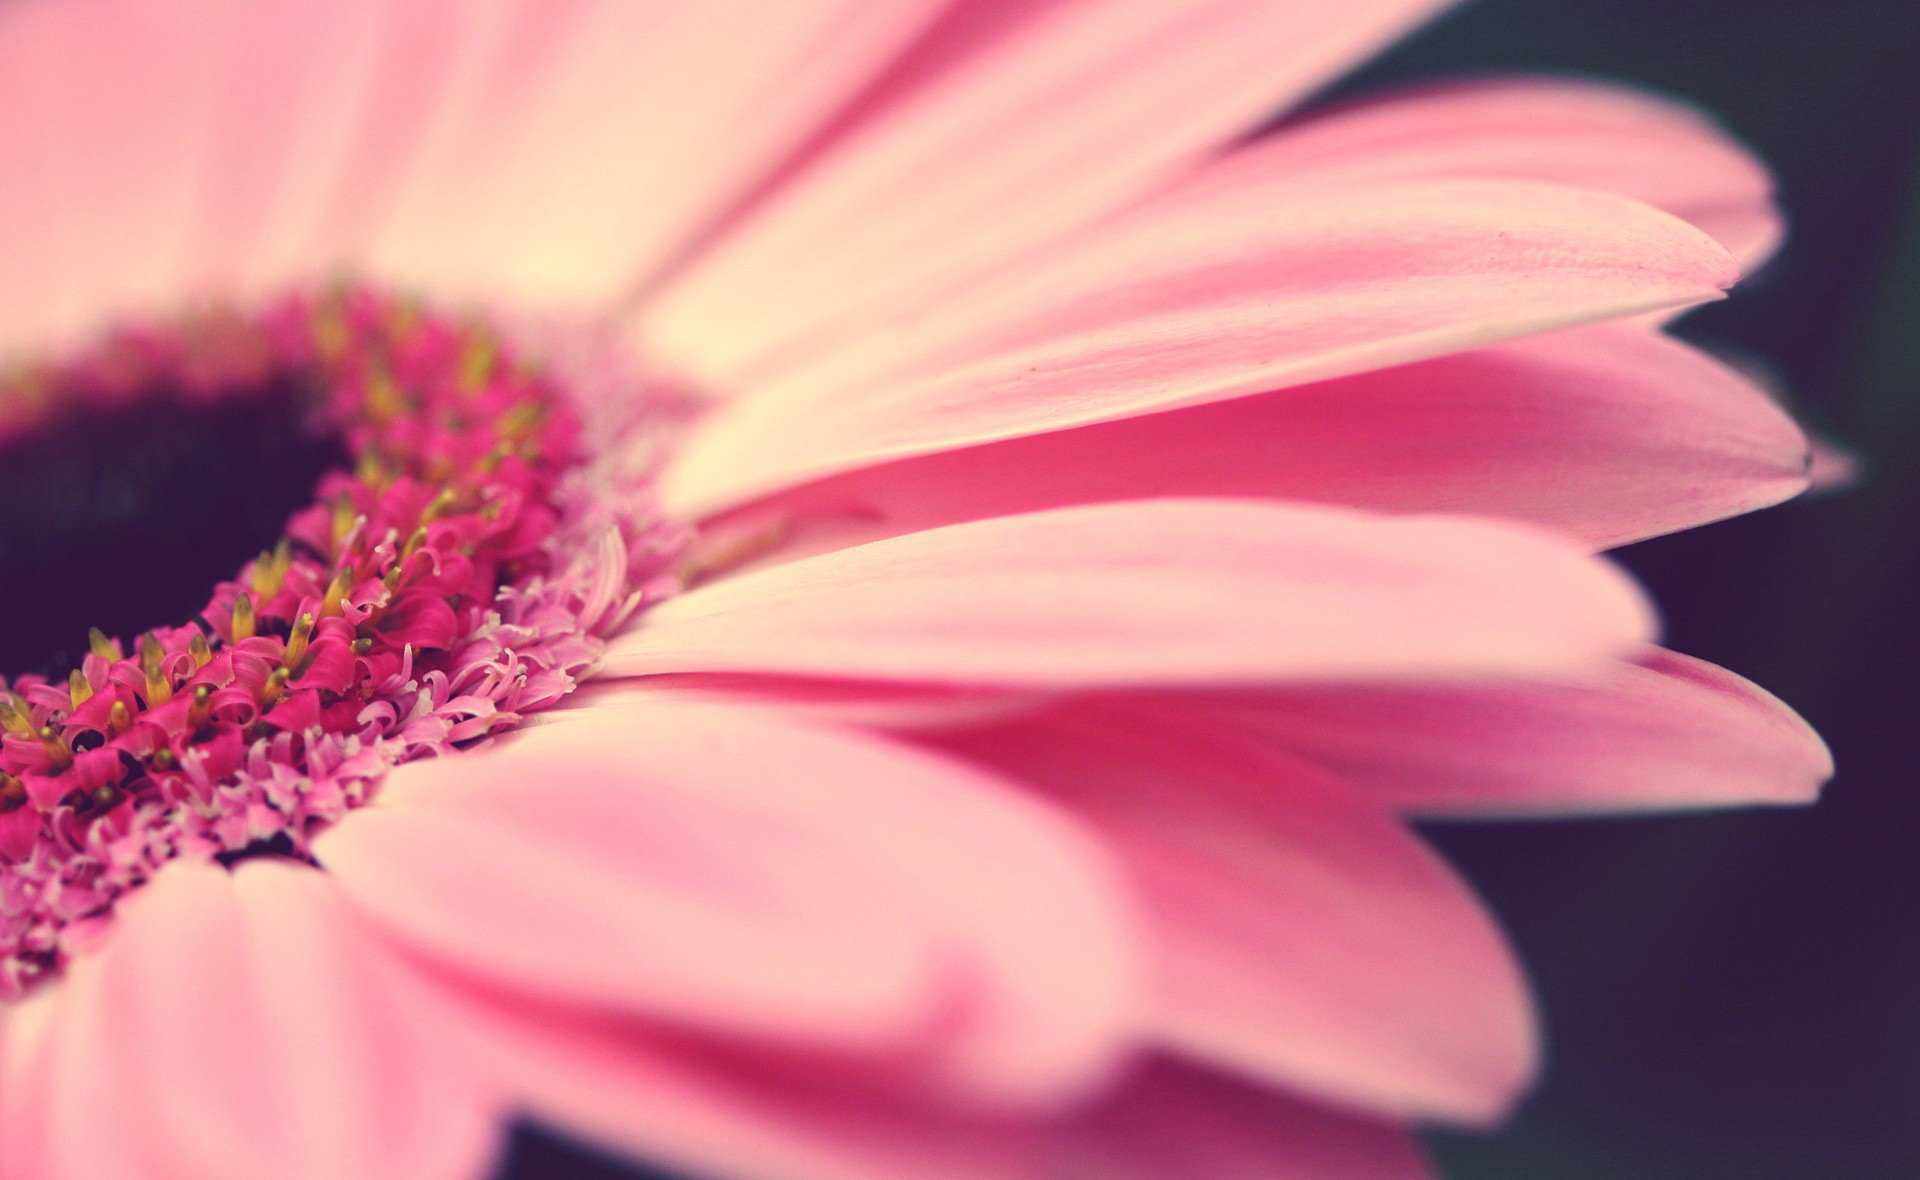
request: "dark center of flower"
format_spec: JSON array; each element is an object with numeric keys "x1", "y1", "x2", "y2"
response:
[
  {"x1": 0, "y1": 373, "x2": 348, "y2": 677},
  {"x1": 0, "y1": 291, "x2": 673, "y2": 1000}
]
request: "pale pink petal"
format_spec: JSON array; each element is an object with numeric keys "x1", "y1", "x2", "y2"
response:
[
  {"x1": 0, "y1": 1, "x2": 224, "y2": 355},
  {"x1": 1057, "y1": 1059, "x2": 1432, "y2": 1180},
  {"x1": 176, "y1": 0, "x2": 389, "y2": 297},
  {"x1": 366, "y1": 0, "x2": 947, "y2": 309},
  {"x1": 605, "y1": 499, "x2": 1655, "y2": 687},
  {"x1": 1187, "y1": 77, "x2": 1781, "y2": 268},
  {"x1": 318, "y1": 694, "x2": 1141, "y2": 1107},
  {"x1": 637, "y1": 0, "x2": 1456, "y2": 385},
  {"x1": 941, "y1": 701, "x2": 1534, "y2": 1124},
  {"x1": 246, "y1": 0, "x2": 503, "y2": 291},
  {"x1": 1200, "y1": 648, "x2": 1832, "y2": 817},
  {"x1": 0, "y1": 859, "x2": 498, "y2": 1180},
  {"x1": 0, "y1": 968, "x2": 148, "y2": 1180},
  {"x1": 661, "y1": 179, "x2": 1737, "y2": 517},
  {"x1": 710, "y1": 324, "x2": 1810, "y2": 557},
  {"x1": 416, "y1": 975, "x2": 1041, "y2": 1180},
  {"x1": 565, "y1": 674, "x2": 1046, "y2": 732}
]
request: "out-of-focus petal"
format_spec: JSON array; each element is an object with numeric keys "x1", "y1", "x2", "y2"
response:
[
  {"x1": 0, "y1": 0, "x2": 224, "y2": 355},
  {"x1": 418, "y1": 977, "x2": 1042, "y2": 1180},
  {"x1": 942, "y1": 701, "x2": 1535, "y2": 1124},
  {"x1": 318, "y1": 694, "x2": 1142, "y2": 1108},
  {"x1": 604, "y1": 499, "x2": 1655, "y2": 687},
  {"x1": 1195, "y1": 648, "x2": 1832, "y2": 817},
  {"x1": 1056, "y1": 1059, "x2": 1433, "y2": 1180},
  {"x1": 661, "y1": 178, "x2": 1736, "y2": 518},
  {"x1": 366, "y1": 0, "x2": 947, "y2": 309},
  {"x1": 1191, "y1": 77, "x2": 1781, "y2": 268},
  {"x1": 637, "y1": 0, "x2": 1457, "y2": 386},
  {"x1": 710, "y1": 324, "x2": 1809, "y2": 557},
  {"x1": 0, "y1": 860, "x2": 498, "y2": 1180}
]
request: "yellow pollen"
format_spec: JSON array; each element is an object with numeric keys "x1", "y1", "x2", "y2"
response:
[
  {"x1": 262, "y1": 667, "x2": 290, "y2": 705},
  {"x1": 140, "y1": 633, "x2": 173, "y2": 706},
  {"x1": 331, "y1": 495, "x2": 360, "y2": 549},
  {"x1": 107, "y1": 700, "x2": 131, "y2": 736},
  {"x1": 282, "y1": 612, "x2": 315, "y2": 671},
  {"x1": 87, "y1": 627, "x2": 120, "y2": 661},
  {"x1": 187, "y1": 685, "x2": 214, "y2": 730},
  {"x1": 229, "y1": 593, "x2": 256, "y2": 642},
  {"x1": 365, "y1": 367, "x2": 406, "y2": 423},
  {"x1": 420, "y1": 487, "x2": 459, "y2": 526},
  {"x1": 251, "y1": 539, "x2": 292, "y2": 600},
  {"x1": 67, "y1": 670, "x2": 92, "y2": 709},
  {"x1": 458, "y1": 333, "x2": 497, "y2": 391},
  {"x1": 38, "y1": 726, "x2": 71, "y2": 770},
  {"x1": 497, "y1": 401, "x2": 545, "y2": 443},
  {"x1": 187, "y1": 633, "x2": 214, "y2": 670},
  {"x1": 321, "y1": 566, "x2": 355, "y2": 619},
  {"x1": 0, "y1": 695, "x2": 31, "y2": 736}
]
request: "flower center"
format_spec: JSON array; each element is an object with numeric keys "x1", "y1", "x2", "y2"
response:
[
  {"x1": 0, "y1": 364, "x2": 349, "y2": 677},
  {"x1": 0, "y1": 290, "x2": 680, "y2": 998}
]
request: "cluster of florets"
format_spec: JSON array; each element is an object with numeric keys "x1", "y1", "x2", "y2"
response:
[{"x1": 0, "y1": 290, "x2": 676, "y2": 997}]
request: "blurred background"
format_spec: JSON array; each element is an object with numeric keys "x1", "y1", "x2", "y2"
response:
[{"x1": 505, "y1": 2, "x2": 1920, "y2": 1176}]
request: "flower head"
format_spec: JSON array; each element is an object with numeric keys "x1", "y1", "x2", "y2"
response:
[{"x1": 0, "y1": 2, "x2": 1829, "y2": 1178}]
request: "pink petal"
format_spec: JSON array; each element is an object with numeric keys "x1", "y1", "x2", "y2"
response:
[
  {"x1": 1056, "y1": 1059, "x2": 1432, "y2": 1180},
  {"x1": 365, "y1": 0, "x2": 946, "y2": 309},
  {"x1": 176, "y1": 0, "x2": 390, "y2": 298},
  {"x1": 941, "y1": 700, "x2": 1535, "y2": 1124},
  {"x1": 317, "y1": 694, "x2": 1142, "y2": 1106},
  {"x1": 1202, "y1": 648, "x2": 1832, "y2": 817},
  {"x1": 1191, "y1": 77, "x2": 1781, "y2": 268},
  {"x1": 604, "y1": 499, "x2": 1655, "y2": 687},
  {"x1": 638, "y1": 0, "x2": 1455, "y2": 385},
  {"x1": 712, "y1": 324, "x2": 1810, "y2": 556},
  {"x1": 416, "y1": 974, "x2": 1042, "y2": 1180},
  {"x1": 0, "y1": 859, "x2": 499, "y2": 1180},
  {"x1": 662, "y1": 178, "x2": 1738, "y2": 517},
  {"x1": 0, "y1": 1, "x2": 225, "y2": 355}
]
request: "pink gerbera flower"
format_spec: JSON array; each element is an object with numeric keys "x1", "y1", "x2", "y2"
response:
[{"x1": 0, "y1": 2, "x2": 1830, "y2": 1178}]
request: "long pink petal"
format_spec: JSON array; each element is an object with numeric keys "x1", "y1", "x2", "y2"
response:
[
  {"x1": 0, "y1": 1, "x2": 224, "y2": 355},
  {"x1": 661, "y1": 178, "x2": 1737, "y2": 517},
  {"x1": 317, "y1": 695, "x2": 1141, "y2": 1106},
  {"x1": 709, "y1": 324, "x2": 1809, "y2": 557},
  {"x1": 604, "y1": 499, "x2": 1655, "y2": 687},
  {"x1": 1188, "y1": 77, "x2": 1781, "y2": 268},
  {"x1": 0, "y1": 860, "x2": 498, "y2": 1180},
  {"x1": 637, "y1": 0, "x2": 1455, "y2": 386},
  {"x1": 412, "y1": 973, "x2": 1042, "y2": 1180},
  {"x1": 1200, "y1": 648, "x2": 1832, "y2": 817},
  {"x1": 941, "y1": 701, "x2": 1535, "y2": 1124},
  {"x1": 364, "y1": 0, "x2": 945, "y2": 310},
  {"x1": 1056, "y1": 1059, "x2": 1432, "y2": 1180}
]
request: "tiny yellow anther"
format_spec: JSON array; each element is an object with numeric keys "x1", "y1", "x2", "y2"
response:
[
  {"x1": 187, "y1": 633, "x2": 213, "y2": 670},
  {"x1": 230, "y1": 593, "x2": 256, "y2": 642},
  {"x1": 88, "y1": 627, "x2": 119, "y2": 661},
  {"x1": 140, "y1": 633, "x2": 173, "y2": 706},
  {"x1": 187, "y1": 684, "x2": 214, "y2": 730},
  {"x1": 282, "y1": 612, "x2": 315, "y2": 672},
  {"x1": 321, "y1": 565, "x2": 356, "y2": 619},
  {"x1": 0, "y1": 695, "x2": 32, "y2": 736},
  {"x1": 38, "y1": 726, "x2": 71, "y2": 770},
  {"x1": 252, "y1": 539, "x2": 292, "y2": 600},
  {"x1": 68, "y1": 670, "x2": 92, "y2": 709},
  {"x1": 331, "y1": 495, "x2": 360, "y2": 549}
]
